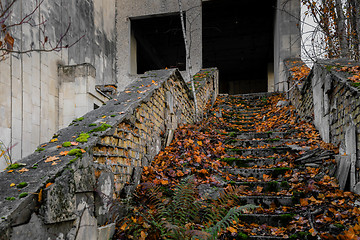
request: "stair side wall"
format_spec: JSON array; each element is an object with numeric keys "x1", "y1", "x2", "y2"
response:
[{"x1": 286, "y1": 59, "x2": 360, "y2": 193}]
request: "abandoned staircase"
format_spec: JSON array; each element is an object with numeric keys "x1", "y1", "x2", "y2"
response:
[{"x1": 118, "y1": 92, "x2": 358, "y2": 239}]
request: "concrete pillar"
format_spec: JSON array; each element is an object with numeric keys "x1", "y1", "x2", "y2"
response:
[{"x1": 274, "y1": 0, "x2": 301, "y2": 92}]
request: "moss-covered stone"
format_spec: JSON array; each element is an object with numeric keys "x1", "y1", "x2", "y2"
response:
[
  {"x1": 88, "y1": 123, "x2": 111, "y2": 133},
  {"x1": 68, "y1": 149, "x2": 83, "y2": 157},
  {"x1": 16, "y1": 182, "x2": 28, "y2": 189},
  {"x1": 62, "y1": 142, "x2": 72, "y2": 147},
  {"x1": 76, "y1": 132, "x2": 90, "y2": 143},
  {"x1": 19, "y1": 192, "x2": 28, "y2": 199}
]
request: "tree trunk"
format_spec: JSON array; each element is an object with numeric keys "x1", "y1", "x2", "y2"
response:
[
  {"x1": 334, "y1": 0, "x2": 349, "y2": 58},
  {"x1": 178, "y1": 0, "x2": 199, "y2": 120}
]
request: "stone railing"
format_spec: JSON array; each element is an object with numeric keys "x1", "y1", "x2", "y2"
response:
[
  {"x1": 0, "y1": 68, "x2": 218, "y2": 240},
  {"x1": 285, "y1": 59, "x2": 360, "y2": 194}
]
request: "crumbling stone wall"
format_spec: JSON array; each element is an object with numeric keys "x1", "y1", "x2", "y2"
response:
[
  {"x1": 0, "y1": 68, "x2": 218, "y2": 240},
  {"x1": 286, "y1": 59, "x2": 360, "y2": 194}
]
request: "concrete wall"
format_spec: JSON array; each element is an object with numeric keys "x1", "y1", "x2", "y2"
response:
[
  {"x1": 0, "y1": 68, "x2": 218, "y2": 240},
  {"x1": 116, "y1": 0, "x2": 202, "y2": 90},
  {"x1": 274, "y1": 0, "x2": 302, "y2": 92},
  {"x1": 0, "y1": 0, "x2": 116, "y2": 168},
  {"x1": 286, "y1": 59, "x2": 360, "y2": 194}
]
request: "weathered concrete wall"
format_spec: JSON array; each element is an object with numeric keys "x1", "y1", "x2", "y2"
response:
[
  {"x1": 0, "y1": 68, "x2": 218, "y2": 240},
  {"x1": 274, "y1": 0, "x2": 302, "y2": 92},
  {"x1": 116, "y1": 0, "x2": 202, "y2": 90},
  {"x1": 286, "y1": 59, "x2": 360, "y2": 194},
  {"x1": 0, "y1": 0, "x2": 116, "y2": 168}
]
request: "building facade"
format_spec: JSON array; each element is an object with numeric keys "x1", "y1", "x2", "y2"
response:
[{"x1": 0, "y1": 0, "x2": 301, "y2": 169}]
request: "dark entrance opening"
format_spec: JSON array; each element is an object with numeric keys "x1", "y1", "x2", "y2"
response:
[
  {"x1": 131, "y1": 14, "x2": 186, "y2": 74},
  {"x1": 203, "y1": 0, "x2": 276, "y2": 94}
]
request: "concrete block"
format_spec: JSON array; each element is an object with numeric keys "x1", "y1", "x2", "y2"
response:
[
  {"x1": 97, "y1": 223, "x2": 115, "y2": 240},
  {"x1": 40, "y1": 172, "x2": 76, "y2": 224},
  {"x1": 11, "y1": 213, "x2": 48, "y2": 240},
  {"x1": 75, "y1": 208, "x2": 97, "y2": 240},
  {"x1": 336, "y1": 155, "x2": 351, "y2": 190},
  {"x1": 345, "y1": 124, "x2": 357, "y2": 191}
]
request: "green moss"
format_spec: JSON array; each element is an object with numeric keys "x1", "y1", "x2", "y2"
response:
[
  {"x1": 76, "y1": 132, "x2": 90, "y2": 143},
  {"x1": 266, "y1": 181, "x2": 279, "y2": 192},
  {"x1": 17, "y1": 182, "x2": 28, "y2": 189},
  {"x1": 272, "y1": 167, "x2": 291, "y2": 178},
  {"x1": 280, "y1": 181, "x2": 290, "y2": 189},
  {"x1": 88, "y1": 123, "x2": 97, "y2": 127},
  {"x1": 279, "y1": 213, "x2": 294, "y2": 225},
  {"x1": 69, "y1": 157, "x2": 79, "y2": 164},
  {"x1": 19, "y1": 192, "x2": 28, "y2": 199},
  {"x1": 5, "y1": 197, "x2": 16, "y2": 201},
  {"x1": 228, "y1": 132, "x2": 237, "y2": 137},
  {"x1": 35, "y1": 148, "x2": 45, "y2": 152},
  {"x1": 72, "y1": 117, "x2": 84, "y2": 122},
  {"x1": 110, "y1": 114, "x2": 116, "y2": 117},
  {"x1": 267, "y1": 138, "x2": 280, "y2": 142},
  {"x1": 6, "y1": 163, "x2": 22, "y2": 170},
  {"x1": 221, "y1": 158, "x2": 249, "y2": 167},
  {"x1": 68, "y1": 149, "x2": 83, "y2": 157},
  {"x1": 88, "y1": 123, "x2": 111, "y2": 133},
  {"x1": 236, "y1": 232, "x2": 249, "y2": 239},
  {"x1": 62, "y1": 142, "x2": 72, "y2": 147},
  {"x1": 334, "y1": 223, "x2": 345, "y2": 230}
]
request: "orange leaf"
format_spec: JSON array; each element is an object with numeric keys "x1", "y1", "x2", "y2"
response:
[
  {"x1": 300, "y1": 198, "x2": 309, "y2": 206},
  {"x1": 60, "y1": 151, "x2": 69, "y2": 156},
  {"x1": 38, "y1": 189, "x2": 43, "y2": 202},
  {"x1": 197, "y1": 141, "x2": 203, "y2": 146},
  {"x1": 227, "y1": 226, "x2": 237, "y2": 233},
  {"x1": 46, "y1": 182, "x2": 53, "y2": 188},
  {"x1": 160, "y1": 179, "x2": 169, "y2": 185},
  {"x1": 18, "y1": 168, "x2": 29, "y2": 173},
  {"x1": 71, "y1": 142, "x2": 78, "y2": 146}
]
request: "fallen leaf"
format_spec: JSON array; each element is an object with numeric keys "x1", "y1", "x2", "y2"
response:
[
  {"x1": 46, "y1": 182, "x2": 53, "y2": 188},
  {"x1": 10, "y1": 183, "x2": 15, "y2": 187},
  {"x1": 45, "y1": 156, "x2": 59, "y2": 163},
  {"x1": 60, "y1": 151, "x2": 69, "y2": 156},
  {"x1": 18, "y1": 168, "x2": 29, "y2": 173},
  {"x1": 50, "y1": 138, "x2": 58, "y2": 143}
]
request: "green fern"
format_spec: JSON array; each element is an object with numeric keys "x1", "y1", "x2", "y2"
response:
[{"x1": 121, "y1": 178, "x2": 258, "y2": 239}]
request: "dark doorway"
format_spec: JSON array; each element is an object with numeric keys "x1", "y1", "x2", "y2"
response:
[
  {"x1": 203, "y1": 0, "x2": 276, "y2": 94},
  {"x1": 131, "y1": 14, "x2": 186, "y2": 74}
]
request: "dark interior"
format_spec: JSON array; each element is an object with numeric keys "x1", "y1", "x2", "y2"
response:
[
  {"x1": 132, "y1": 14, "x2": 186, "y2": 74},
  {"x1": 203, "y1": 0, "x2": 276, "y2": 94}
]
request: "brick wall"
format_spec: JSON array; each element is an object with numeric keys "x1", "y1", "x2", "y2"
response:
[
  {"x1": 0, "y1": 68, "x2": 218, "y2": 240},
  {"x1": 286, "y1": 59, "x2": 360, "y2": 193}
]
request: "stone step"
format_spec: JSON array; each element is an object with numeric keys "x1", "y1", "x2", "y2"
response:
[
  {"x1": 225, "y1": 167, "x2": 292, "y2": 179},
  {"x1": 249, "y1": 236, "x2": 288, "y2": 239},
  {"x1": 226, "y1": 147, "x2": 297, "y2": 157},
  {"x1": 225, "y1": 139, "x2": 307, "y2": 148},
  {"x1": 237, "y1": 195, "x2": 293, "y2": 207},
  {"x1": 229, "y1": 131, "x2": 299, "y2": 140},
  {"x1": 238, "y1": 213, "x2": 296, "y2": 227},
  {"x1": 220, "y1": 157, "x2": 282, "y2": 167},
  {"x1": 229, "y1": 181, "x2": 291, "y2": 193}
]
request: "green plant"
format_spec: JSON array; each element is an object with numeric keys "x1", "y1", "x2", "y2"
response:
[
  {"x1": 72, "y1": 117, "x2": 84, "y2": 122},
  {"x1": 122, "y1": 179, "x2": 256, "y2": 239},
  {"x1": 89, "y1": 123, "x2": 97, "y2": 127}
]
